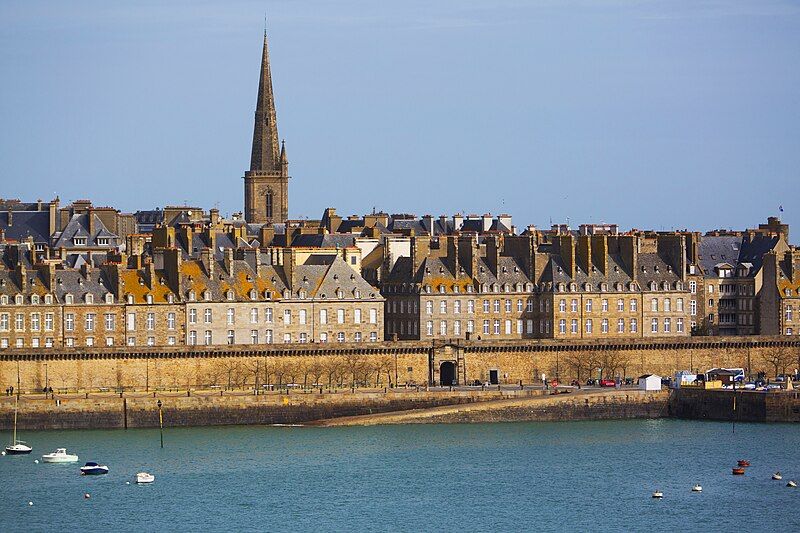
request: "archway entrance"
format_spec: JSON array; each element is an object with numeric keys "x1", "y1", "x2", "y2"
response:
[{"x1": 440, "y1": 361, "x2": 456, "y2": 386}]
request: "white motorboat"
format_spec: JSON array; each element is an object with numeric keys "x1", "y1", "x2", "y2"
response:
[
  {"x1": 135, "y1": 472, "x2": 155, "y2": 484},
  {"x1": 42, "y1": 448, "x2": 79, "y2": 463},
  {"x1": 652, "y1": 491, "x2": 663, "y2": 498},
  {"x1": 691, "y1": 485, "x2": 702, "y2": 492},
  {"x1": 788, "y1": 480, "x2": 797, "y2": 488},
  {"x1": 772, "y1": 472, "x2": 783, "y2": 480}
]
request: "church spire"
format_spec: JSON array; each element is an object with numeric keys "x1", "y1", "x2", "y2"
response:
[{"x1": 249, "y1": 30, "x2": 281, "y2": 172}]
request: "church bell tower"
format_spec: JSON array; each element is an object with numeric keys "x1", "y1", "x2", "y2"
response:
[{"x1": 244, "y1": 30, "x2": 289, "y2": 225}]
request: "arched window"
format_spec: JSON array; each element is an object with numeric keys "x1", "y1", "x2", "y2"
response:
[{"x1": 265, "y1": 190, "x2": 273, "y2": 219}]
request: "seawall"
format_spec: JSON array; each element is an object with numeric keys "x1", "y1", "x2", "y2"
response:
[{"x1": 669, "y1": 388, "x2": 800, "y2": 423}]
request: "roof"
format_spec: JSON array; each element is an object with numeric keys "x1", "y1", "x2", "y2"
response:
[{"x1": 0, "y1": 211, "x2": 51, "y2": 244}]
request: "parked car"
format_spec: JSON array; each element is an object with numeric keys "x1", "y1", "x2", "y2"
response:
[
  {"x1": 624, "y1": 377, "x2": 634, "y2": 386},
  {"x1": 586, "y1": 379, "x2": 597, "y2": 386},
  {"x1": 743, "y1": 383, "x2": 756, "y2": 390},
  {"x1": 599, "y1": 379, "x2": 616, "y2": 387},
  {"x1": 570, "y1": 379, "x2": 580, "y2": 387},
  {"x1": 766, "y1": 384, "x2": 782, "y2": 391}
]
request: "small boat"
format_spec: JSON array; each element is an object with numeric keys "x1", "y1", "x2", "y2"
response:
[
  {"x1": 652, "y1": 491, "x2": 663, "y2": 498},
  {"x1": 80, "y1": 462, "x2": 109, "y2": 475},
  {"x1": 737, "y1": 460, "x2": 751, "y2": 467},
  {"x1": 5, "y1": 384, "x2": 32, "y2": 455},
  {"x1": 732, "y1": 467, "x2": 746, "y2": 475},
  {"x1": 691, "y1": 484, "x2": 702, "y2": 492},
  {"x1": 135, "y1": 472, "x2": 155, "y2": 484},
  {"x1": 788, "y1": 480, "x2": 797, "y2": 488},
  {"x1": 42, "y1": 448, "x2": 78, "y2": 463},
  {"x1": 773, "y1": 472, "x2": 783, "y2": 480}
]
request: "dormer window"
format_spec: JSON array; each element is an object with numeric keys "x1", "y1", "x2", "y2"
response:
[
  {"x1": 246, "y1": 275, "x2": 253, "y2": 282},
  {"x1": 85, "y1": 294, "x2": 93, "y2": 304},
  {"x1": 97, "y1": 238, "x2": 109, "y2": 246},
  {"x1": 127, "y1": 294, "x2": 134, "y2": 304},
  {"x1": 466, "y1": 285, "x2": 474, "y2": 293},
  {"x1": 557, "y1": 266, "x2": 563, "y2": 273},
  {"x1": 439, "y1": 285, "x2": 446, "y2": 294},
  {"x1": 15, "y1": 294, "x2": 23, "y2": 305},
  {"x1": 65, "y1": 294, "x2": 73, "y2": 304},
  {"x1": 336, "y1": 289, "x2": 344, "y2": 299},
  {"x1": 226, "y1": 290, "x2": 234, "y2": 301},
  {"x1": 298, "y1": 290, "x2": 306, "y2": 300},
  {"x1": 569, "y1": 283, "x2": 576, "y2": 292},
  {"x1": 265, "y1": 291, "x2": 272, "y2": 300},
  {"x1": 283, "y1": 289, "x2": 291, "y2": 299},
  {"x1": 614, "y1": 266, "x2": 619, "y2": 273},
  {"x1": 662, "y1": 281, "x2": 669, "y2": 291},
  {"x1": 649, "y1": 282, "x2": 657, "y2": 291},
  {"x1": 333, "y1": 274, "x2": 339, "y2": 281},
  {"x1": 167, "y1": 294, "x2": 174, "y2": 304},
  {"x1": 502, "y1": 266, "x2": 507, "y2": 274},
  {"x1": 203, "y1": 290, "x2": 211, "y2": 301},
  {"x1": 0, "y1": 295, "x2": 7, "y2": 305},
  {"x1": 354, "y1": 289, "x2": 360, "y2": 299},
  {"x1": 146, "y1": 294, "x2": 153, "y2": 304},
  {"x1": 73, "y1": 237, "x2": 87, "y2": 246},
  {"x1": 105, "y1": 294, "x2": 114, "y2": 304},
  {"x1": 654, "y1": 266, "x2": 660, "y2": 273},
  {"x1": 453, "y1": 285, "x2": 460, "y2": 294},
  {"x1": 425, "y1": 285, "x2": 432, "y2": 294},
  {"x1": 31, "y1": 295, "x2": 39, "y2": 305},
  {"x1": 188, "y1": 290, "x2": 196, "y2": 302},
  {"x1": 44, "y1": 294, "x2": 52, "y2": 305},
  {"x1": 439, "y1": 266, "x2": 444, "y2": 274},
  {"x1": 250, "y1": 289, "x2": 257, "y2": 300}
]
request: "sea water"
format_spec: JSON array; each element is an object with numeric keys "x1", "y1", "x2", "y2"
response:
[{"x1": 1, "y1": 420, "x2": 798, "y2": 532}]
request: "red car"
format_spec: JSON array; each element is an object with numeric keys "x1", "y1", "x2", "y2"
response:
[{"x1": 599, "y1": 379, "x2": 617, "y2": 387}]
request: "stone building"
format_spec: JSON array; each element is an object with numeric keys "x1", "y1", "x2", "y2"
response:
[
  {"x1": 383, "y1": 232, "x2": 692, "y2": 341},
  {"x1": 243, "y1": 31, "x2": 290, "y2": 225},
  {"x1": 760, "y1": 247, "x2": 800, "y2": 336}
]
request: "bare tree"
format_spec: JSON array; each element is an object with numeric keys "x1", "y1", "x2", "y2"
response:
[
  {"x1": 307, "y1": 357, "x2": 326, "y2": 388},
  {"x1": 761, "y1": 346, "x2": 797, "y2": 379},
  {"x1": 563, "y1": 351, "x2": 588, "y2": 382}
]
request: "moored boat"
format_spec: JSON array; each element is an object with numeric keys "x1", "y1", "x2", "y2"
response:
[
  {"x1": 773, "y1": 472, "x2": 783, "y2": 480},
  {"x1": 737, "y1": 460, "x2": 751, "y2": 467},
  {"x1": 80, "y1": 462, "x2": 109, "y2": 475},
  {"x1": 732, "y1": 467, "x2": 746, "y2": 475},
  {"x1": 135, "y1": 472, "x2": 155, "y2": 484},
  {"x1": 42, "y1": 448, "x2": 78, "y2": 463},
  {"x1": 788, "y1": 480, "x2": 797, "y2": 488},
  {"x1": 5, "y1": 442, "x2": 32, "y2": 455},
  {"x1": 691, "y1": 484, "x2": 702, "y2": 492},
  {"x1": 652, "y1": 490, "x2": 663, "y2": 498}
]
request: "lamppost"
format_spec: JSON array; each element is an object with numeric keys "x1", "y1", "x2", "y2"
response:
[
  {"x1": 157, "y1": 399, "x2": 163, "y2": 448},
  {"x1": 44, "y1": 363, "x2": 48, "y2": 398}
]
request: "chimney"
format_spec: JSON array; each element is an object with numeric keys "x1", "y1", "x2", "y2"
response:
[
  {"x1": 590, "y1": 234, "x2": 608, "y2": 275},
  {"x1": 411, "y1": 235, "x2": 431, "y2": 273},
  {"x1": 576, "y1": 235, "x2": 591, "y2": 275},
  {"x1": 209, "y1": 208, "x2": 220, "y2": 227},
  {"x1": 452, "y1": 214, "x2": 464, "y2": 232},
  {"x1": 87, "y1": 209, "x2": 95, "y2": 236},
  {"x1": 200, "y1": 248, "x2": 214, "y2": 277},
  {"x1": 555, "y1": 234, "x2": 576, "y2": 279},
  {"x1": 224, "y1": 248, "x2": 234, "y2": 276},
  {"x1": 145, "y1": 259, "x2": 157, "y2": 289},
  {"x1": 163, "y1": 247, "x2": 183, "y2": 296},
  {"x1": 259, "y1": 225, "x2": 275, "y2": 248},
  {"x1": 446, "y1": 236, "x2": 460, "y2": 277},
  {"x1": 486, "y1": 235, "x2": 502, "y2": 276},
  {"x1": 458, "y1": 234, "x2": 479, "y2": 279},
  {"x1": 422, "y1": 215, "x2": 434, "y2": 236}
]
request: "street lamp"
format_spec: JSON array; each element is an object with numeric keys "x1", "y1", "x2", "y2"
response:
[
  {"x1": 44, "y1": 363, "x2": 49, "y2": 398},
  {"x1": 157, "y1": 399, "x2": 163, "y2": 448}
]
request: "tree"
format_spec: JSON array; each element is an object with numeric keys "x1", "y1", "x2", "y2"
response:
[
  {"x1": 761, "y1": 346, "x2": 797, "y2": 379},
  {"x1": 563, "y1": 351, "x2": 588, "y2": 382}
]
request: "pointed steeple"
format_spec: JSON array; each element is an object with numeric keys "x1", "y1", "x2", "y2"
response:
[{"x1": 249, "y1": 30, "x2": 281, "y2": 172}]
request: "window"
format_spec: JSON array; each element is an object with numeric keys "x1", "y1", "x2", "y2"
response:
[
  {"x1": 189, "y1": 308, "x2": 197, "y2": 324},
  {"x1": 353, "y1": 332, "x2": 361, "y2": 343},
  {"x1": 250, "y1": 308, "x2": 260, "y2": 324},
  {"x1": 631, "y1": 318, "x2": 638, "y2": 333},
  {"x1": 617, "y1": 298, "x2": 624, "y2": 312},
  {"x1": 284, "y1": 309, "x2": 292, "y2": 325},
  {"x1": 319, "y1": 332, "x2": 328, "y2": 343},
  {"x1": 252, "y1": 330, "x2": 259, "y2": 344},
  {"x1": 505, "y1": 299, "x2": 512, "y2": 313},
  {"x1": 559, "y1": 319, "x2": 566, "y2": 334},
  {"x1": 631, "y1": 299, "x2": 638, "y2": 312},
  {"x1": 65, "y1": 313, "x2": 74, "y2": 332},
  {"x1": 265, "y1": 330, "x2": 273, "y2": 344},
  {"x1": 677, "y1": 318, "x2": 684, "y2": 333},
  {"x1": 483, "y1": 320, "x2": 490, "y2": 334},
  {"x1": 690, "y1": 300, "x2": 697, "y2": 316},
  {"x1": 467, "y1": 300, "x2": 475, "y2": 313},
  {"x1": 454, "y1": 320, "x2": 461, "y2": 336},
  {"x1": 299, "y1": 309, "x2": 307, "y2": 325},
  {"x1": 45, "y1": 313, "x2": 54, "y2": 331},
  {"x1": 0, "y1": 313, "x2": 9, "y2": 331},
  {"x1": 85, "y1": 313, "x2": 96, "y2": 332},
  {"x1": 494, "y1": 300, "x2": 500, "y2": 313},
  {"x1": 585, "y1": 319, "x2": 593, "y2": 334},
  {"x1": 601, "y1": 318, "x2": 608, "y2": 333},
  {"x1": 31, "y1": 338, "x2": 40, "y2": 348},
  {"x1": 147, "y1": 313, "x2": 155, "y2": 331},
  {"x1": 440, "y1": 301, "x2": 447, "y2": 314},
  {"x1": 504, "y1": 320, "x2": 511, "y2": 334},
  {"x1": 426, "y1": 321, "x2": 433, "y2": 336},
  {"x1": 786, "y1": 305, "x2": 793, "y2": 322},
  {"x1": 204, "y1": 308, "x2": 212, "y2": 324},
  {"x1": 709, "y1": 299, "x2": 714, "y2": 308},
  {"x1": 204, "y1": 330, "x2": 212, "y2": 345},
  {"x1": 189, "y1": 331, "x2": 197, "y2": 345},
  {"x1": 167, "y1": 336, "x2": 175, "y2": 346},
  {"x1": 483, "y1": 300, "x2": 490, "y2": 313},
  {"x1": 65, "y1": 294, "x2": 73, "y2": 305},
  {"x1": 426, "y1": 301, "x2": 433, "y2": 315},
  {"x1": 571, "y1": 319, "x2": 578, "y2": 334},
  {"x1": 440, "y1": 320, "x2": 447, "y2": 336},
  {"x1": 689, "y1": 281, "x2": 697, "y2": 294},
  {"x1": 527, "y1": 301, "x2": 534, "y2": 313},
  {"x1": 454, "y1": 300, "x2": 461, "y2": 314},
  {"x1": 370, "y1": 332, "x2": 378, "y2": 342},
  {"x1": 467, "y1": 320, "x2": 474, "y2": 333},
  {"x1": 15, "y1": 313, "x2": 24, "y2": 331},
  {"x1": 664, "y1": 299, "x2": 671, "y2": 312},
  {"x1": 677, "y1": 298, "x2": 684, "y2": 312},
  {"x1": 651, "y1": 298, "x2": 658, "y2": 312},
  {"x1": 284, "y1": 333, "x2": 292, "y2": 343},
  {"x1": 266, "y1": 308, "x2": 273, "y2": 323},
  {"x1": 617, "y1": 318, "x2": 624, "y2": 333},
  {"x1": 104, "y1": 313, "x2": 115, "y2": 331},
  {"x1": 228, "y1": 330, "x2": 235, "y2": 345},
  {"x1": 353, "y1": 309, "x2": 361, "y2": 324},
  {"x1": 586, "y1": 300, "x2": 593, "y2": 312},
  {"x1": 337, "y1": 332, "x2": 345, "y2": 343},
  {"x1": 601, "y1": 299, "x2": 608, "y2": 312},
  {"x1": 571, "y1": 299, "x2": 578, "y2": 313},
  {"x1": 30, "y1": 313, "x2": 40, "y2": 332},
  {"x1": 651, "y1": 318, "x2": 658, "y2": 333},
  {"x1": 664, "y1": 318, "x2": 671, "y2": 333},
  {"x1": 320, "y1": 309, "x2": 328, "y2": 324},
  {"x1": 337, "y1": 309, "x2": 344, "y2": 324},
  {"x1": 85, "y1": 337, "x2": 93, "y2": 347},
  {"x1": 265, "y1": 190, "x2": 273, "y2": 219},
  {"x1": 493, "y1": 320, "x2": 500, "y2": 334},
  {"x1": 559, "y1": 299, "x2": 566, "y2": 313}
]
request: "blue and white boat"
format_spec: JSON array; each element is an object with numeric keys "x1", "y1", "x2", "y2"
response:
[{"x1": 80, "y1": 462, "x2": 109, "y2": 475}]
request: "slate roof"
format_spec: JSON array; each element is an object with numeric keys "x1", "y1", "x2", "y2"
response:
[
  {"x1": 51, "y1": 214, "x2": 120, "y2": 249},
  {"x1": 0, "y1": 211, "x2": 50, "y2": 244}
]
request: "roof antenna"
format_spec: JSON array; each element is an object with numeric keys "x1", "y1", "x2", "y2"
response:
[{"x1": 264, "y1": 13, "x2": 267, "y2": 36}]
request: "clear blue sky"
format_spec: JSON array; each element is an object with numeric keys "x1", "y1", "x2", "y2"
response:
[{"x1": 1, "y1": 1, "x2": 798, "y2": 236}]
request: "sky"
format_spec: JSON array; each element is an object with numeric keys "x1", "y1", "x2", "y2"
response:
[{"x1": 1, "y1": 0, "x2": 799, "y2": 237}]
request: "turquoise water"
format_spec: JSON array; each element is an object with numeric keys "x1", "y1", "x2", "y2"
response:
[{"x1": 1, "y1": 420, "x2": 798, "y2": 532}]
